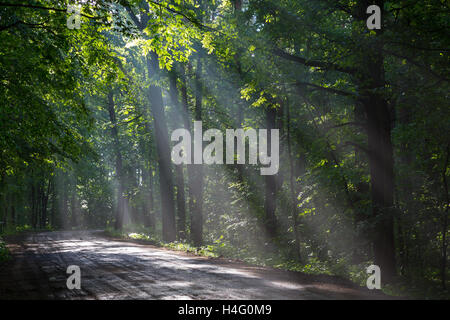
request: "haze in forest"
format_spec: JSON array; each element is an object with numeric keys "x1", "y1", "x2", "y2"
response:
[{"x1": 0, "y1": 0, "x2": 448, "y2": 298}]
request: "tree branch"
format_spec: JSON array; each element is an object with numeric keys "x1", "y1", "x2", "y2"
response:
[
  {"x1": 325, "y1": 122, "x2": 365, "y2": 130},
  {"x1": 384, "y1": 49, "x2": 450, "y2": 82},
  {"x1": 121, "y1": 0, "x2": 217, "y2": 32},
  {"x1": 0, "y1": 2, "x2": 104, "y2": 20},
  {"x1": 386, "y1": 41, "x2": 450, "y2": 52},
  {"x1": 295, "y1": 81, "x2": 356, "y2": 97},
  {"x1": 273, "y1": 48, "x2": 357, "y2": 75},
  {"x1": 123, "y1": 5, "x2": 143, "y2": 30},
  {"x1": 0, "y1": 20, "x2": 57, "y2": 35}
]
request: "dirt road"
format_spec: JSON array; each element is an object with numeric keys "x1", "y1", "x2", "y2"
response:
[{"x1": 0, "y1": 231, "x2": 389, "y2": 300}]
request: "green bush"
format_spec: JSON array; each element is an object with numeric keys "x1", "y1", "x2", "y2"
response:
[{"x1": 0, "y1": 237, "x2": 10, "y2": 262}]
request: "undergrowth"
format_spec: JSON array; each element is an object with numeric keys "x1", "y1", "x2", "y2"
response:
[{"x1": 0, "y1": 237, "x2": 10, "y2": 262}]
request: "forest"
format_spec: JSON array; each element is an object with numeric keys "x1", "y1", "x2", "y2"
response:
[{"x1": 0, "y1": 0, "x2": 449, "y2": 299}]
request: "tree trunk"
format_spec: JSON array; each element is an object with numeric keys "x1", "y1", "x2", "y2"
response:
[
  {"x1": 31, "y1": 180, "x2": 37, "y2": 229},
  {"x1": 10, "y1": 193, "x2": 15, "y2": 227},
  {"x1": 147, "y1": 165, "x2": 155, "y2": 229},
  {"x1": 441, "y1": 143, "x2": 449, "y2": 289},
  {"x1": 180, "y1": 64, "x2": 196, "y2": 241},
  {"x1": 107, "y1": 90, "x2": 127, "y2": 231},
  {"x1": 362, "y1": 65, "x2": 397, "y2": 283},
  {"x1": 40, "y1": 178, "x2": 50, "y2": 228},
  {"x1": 286, "y1": 99, "x2": 302, "y2": 260},
  {"x1": 141, "y1": 164, "x2": 156, "y2": 229},
  {"x1": 352, "y1": 0, "x2": 396, "y2": 283},
  {"x1": 3, "y1": 193, "x2": 8, "y2": 230},
  {"x1": 264, "y1": 106, "x2": 278, "y2": 239},
  {"x1": 168, "y1": 68, "x2": 187, "y2": 240},
  {"x1": 175, "y1": 165, "x2": 186, "y2": 240},
  {"x1": 397, "y1": 101, "x2": 413, "y2": 276},
  {"x1": 146, "y1": 52, "x2": 176, "y2": 242},
  {"x1": 70, "y1": 187, "x2": 77, "y2": 228},
  {"x1": 51, "y1": 179, "x2": 57, "y2": 229},
  {"x1": 62, "y1": 174, "x2": 68, "y2": 230},
  {"x1": 189, "y1": 55, "x2": 204, "y2": 247}
]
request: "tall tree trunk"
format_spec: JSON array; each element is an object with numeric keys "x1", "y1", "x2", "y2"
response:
[
  {"x1": 353, "y1": 103, "x2": 369, "y2": 263},
  {"x1": 10, "y1": 193, "x2": 15, "y2": 227},
  {"x1": 441, "y1": 143, "x2": 449, "y2": 289},
  {"x1": 353, "y1": 0, "x2": 396, "y2": 283},
  {"x1": 189, "y1": 55, "x2": 204, "y2": 247},
  {"x1": 61, "y1": 173, "x2": 68, "y2": 230},
  {"x1": 124, "y1": 1, "x2": 176, "y2": 241},
  {"x1": 70, "y1": 186, "x2": 77, "y2": 228},
  {"x1": 362, "y1": 55, "x2": 396, "y2": 284},
  {"x1": 264, "y1": 106, "x2": 277, "y2": 239},
  {"x1": 141, "y1": 164, "x2": 155, "y2": 229},
  {"x1": 140, "y1": 109, "x2": 155, "y2": 231},
  {"x1": 127, "y1": 163, "x2": 138, "y2": 226},
  {"x1": 51, "y1": 180, "x2": 57, "y2": 229},
  {"x1": 147, "y1": 164, "x2": 155, "y2": 229},
  {"x1": 146, "y1": 52, "x2": 176, "y2": 242},
  {"x1": 107, "y1": 90, "x2": 126, "y2": 230},
  {"x1": 397, "y1": 100, "x2": 413, "y2": 276},
  {"x1": 3, "y1": 193, "x2": 7, "y2": 230},
  {"x1": 40, "y1": 177, "x2": 50, "y2": 228},
  {"x1": 286, "y1": 99, "x2": 301, "y2": 261},
  {"x1": 175, "y1": 165, "x2": 186, "y2": 240},
  {"x1": 31, "y1": 179, "x2": 37, "y2": 229},
  {"x1": 180, "y1": 64, "x2": 194, "y2": 241},
  {"x1": 168, "y1": 68, "x2": 187, "y2": 240},
  {"x1": 233, "y1": 0, "x2": 245, "y2": 182},
  {"x1": 179, "y1": 65, "x2": 192, "y2": 132}
]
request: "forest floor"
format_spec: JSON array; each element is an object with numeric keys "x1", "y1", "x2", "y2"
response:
[{"x1": 0, "y1": 230, "x2": 396, "y2": 300}]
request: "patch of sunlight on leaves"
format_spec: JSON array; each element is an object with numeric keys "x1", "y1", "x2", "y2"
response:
[
  {"x1": 163, "y1": 242, "x2": 218, "y2": 258},
  {"x1": 104, "y1": 227, "x2": 219, "y2": 258},
  {"x1": 128, "y1": 232, "x2": 151, "y2": 241}
]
